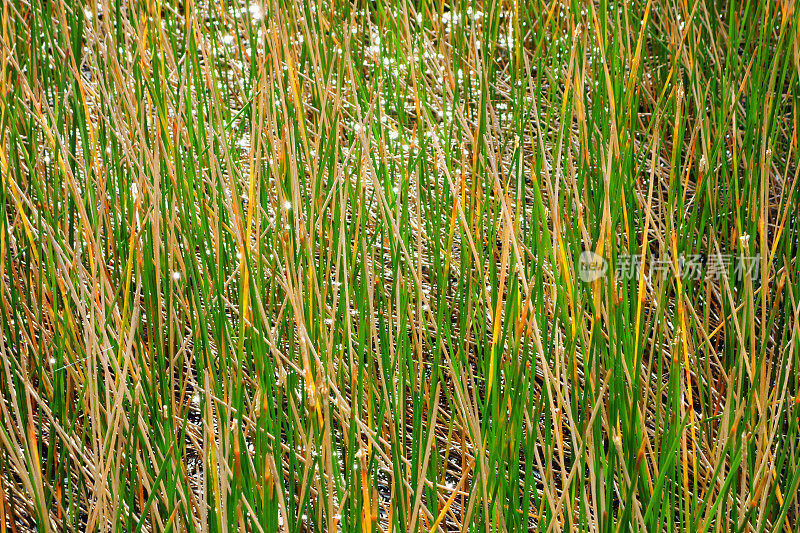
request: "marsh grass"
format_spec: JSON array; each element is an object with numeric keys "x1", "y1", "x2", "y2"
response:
[{"x1": 0, "y1": 0, "x2": 799, "y2": 531}]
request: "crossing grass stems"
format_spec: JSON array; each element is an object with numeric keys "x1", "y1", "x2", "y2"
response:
[{"x1": 0, "y1": 0, "x2": 799, "y2": 531}]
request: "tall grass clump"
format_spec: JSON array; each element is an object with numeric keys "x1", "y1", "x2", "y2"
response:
[{"x1": 1, "y1": 0, "x2": 799, "y2": 531}]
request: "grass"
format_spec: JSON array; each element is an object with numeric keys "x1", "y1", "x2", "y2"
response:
[{"x1": 0, "y1": 0, "x2": 799, "y2": 530}]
